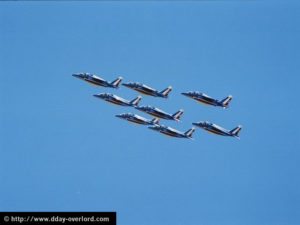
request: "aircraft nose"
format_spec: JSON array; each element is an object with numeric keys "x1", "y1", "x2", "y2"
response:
[
  {"x1": 93, "y1": 94, "x2": 102, "y2": 98},
  {"x1": 72, "y1": 74, "x2": 79, "y2": 77},
  {"x1": 115, "y1": 114, "x2": 122, "y2": 118},
  {"x1": 181, "y1": 92, "x2": 189, "y2": 96}
]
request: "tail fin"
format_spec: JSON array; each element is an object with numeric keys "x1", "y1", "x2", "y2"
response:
[
  {"x1": 172, "y1": 109, "x2": 184, "y2": 121},
  {"x1": 220, "y1": 95, "x2": 232, "y2": 108},
  {"x1": 151, "y1": 118, "x2": 160, "y2": 125},
  {"x1": 159, "y1": 86, "x2": 172, "y2": 97},
  {"x1": 185, "y1": 127, "x2": 195, "y2": 138},
  {"x1": 230, "y1": 125, "x2": 242, "y2": 137},
  {"x1": 130, "y1": 96, "x2": 142, "y2": 106},
  {"x1": 111, "y1": 76, "x2": 123, "y2": 88}
]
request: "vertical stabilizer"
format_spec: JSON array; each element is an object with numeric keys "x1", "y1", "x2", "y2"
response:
[
  {"x1": 111, "y1": 77, "x2": 123, "y2": 88},
  {"x1": 130, "y1": 96, "x2": 142, "y2": 106},
  {"x1": 172, "y1": 109, "x2": 184, "y2": 121},
  {"x1": 151, "y1": 118, "x2": 160, "y2": 125},
  {"x1": 185, "y1": 128, "x2": 195, "y2": 138},
  {"x1": 160, "y1": 86, "x2": 172, "y2": 97},
  {"x1": 220, "y1": 95, "x2": 232, "y2": 108},
  {"x1": 230, "y1": 125, "x2": 242, "y2": 137}
]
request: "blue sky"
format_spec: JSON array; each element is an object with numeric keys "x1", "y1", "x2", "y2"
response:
[{"x1": 0, "y1": 1, "x2": 299, "y2": 225}]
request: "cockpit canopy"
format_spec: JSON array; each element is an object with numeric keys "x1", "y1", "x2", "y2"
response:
[
  {"x1": 198, "y1": 121, "x2": 211, "y2": 126},
  {"x1": 140, "y1": 105, "x2": 152, "y2": 109},
  {"x1": 188, "y1": 91, "x2": 200, "y2": 95},
  {"x1": 127, "y1": 82, "x2": 140, "y2": 87},
  {"x1": 79, "y1": 73, "x2": 90, "y2": 76},
  {"x1": 121, "y1": 113, "x2": 133, "y2": 116},
  {"x1": 100, "y1": 93, "x2": 111, "y2": 97}
]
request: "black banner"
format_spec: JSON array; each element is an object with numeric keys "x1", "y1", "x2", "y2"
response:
[{"x1": 0, "y1": 212, "x2": 116, "y2": 225}]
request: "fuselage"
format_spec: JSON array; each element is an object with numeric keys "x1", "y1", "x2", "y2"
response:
[
  {"x1": 148, "y1": 125, "x2": 189, "y2": 138},
  {"x1": 193, "y1": 122, "x2": 231, "y2": 136},
  {"x1": 116, "y1": 113, "x2": 154, "y2": 125},
  {"x1": 122, "y1": 83, "x2": 165, "y2": 98},
  {"x1": 182, "y1": 92, "x2": 222, "y2": 107},
  {"x1": 136, "y1": 106, "x2": 175, "y2": 120},
  {"x1": 72, "y1": 73, "x2": 119, "y2": 88},
  {"x1": 94, "y1": 94, "x2": 132, "y2": 106}
]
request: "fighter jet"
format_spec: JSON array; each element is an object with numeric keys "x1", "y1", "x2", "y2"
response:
[
  {"x1": 135, "y1": 105, "x2": 183, "y2": 121},
  {"x1": 72, "y1": 73, "x2": 122, "y2": 88},
  {"x1": 181, "y1": 91, "x2": 232, "y2": 109},
  {"x1": 93, "y1": 93, "x2": 141, "y2": 107},
  {"x1": 115, "y1": 113, "x2": 160, "y2": 125},
  {"x1": 122, "y1": 82, "x2": 172, "y2": 98},
  {"x1": 148, "y1": 125, "x2": 195, "y2": 139},
  {"x1": 192, "y1": 121, "x2": 242, "y2": 139}
]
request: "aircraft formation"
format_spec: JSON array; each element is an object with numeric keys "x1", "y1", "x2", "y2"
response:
[{"x1": 72, "y1": 73, "x2": 242, "y2": 140}]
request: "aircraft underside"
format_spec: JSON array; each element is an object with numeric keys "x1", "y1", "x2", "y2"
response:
[
  {"x1": 205, "y1": 128, "x2": 227, "y2": 136},
  {"x1": 85, "y1": 79, "x2": 106, "y2": 86},
  {"x1": 134, "y1": 88, "x2": 156, "y2": 96},
  {"x1": 160, "y1": 130, "x2": 179, "y2": 138},
  {"x1": 106, "y1": 100, "x2": 127, "y2": 106},
  {"x1": 195, "y1": 98, "x2": 217, "y2": 106},
  {"x1": 146, "y1": 112, "x2": 168, "y2": 119},
  {"x1": 128, "y1": 119, "x2": 145, "y2": 125}
]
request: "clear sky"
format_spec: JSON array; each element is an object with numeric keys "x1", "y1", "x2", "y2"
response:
[{"x1": 0, "y1": 1, "x2": 299, "y2": 225}]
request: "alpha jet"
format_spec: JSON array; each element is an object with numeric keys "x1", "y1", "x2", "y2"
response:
[
  {"x1": 135, "y1": 105, "x2": 183, "y2": 121},
  {"x1": 148, "y1": 125, "x2": 195, "y2": 139},
  {"x1": 93, "y1": 93, "x2": 141, "y2": 107},
  {"x1": 122, "y1": 82, "x2": 172, "y2": 98},
  {"x1": 192, "y1": 121, "x2": 242, "y2": 139},
  {"x1": 115, "y1": 113, "x2": 159, "y2": 125},
  {"x1": 181, "y1": 91, "x2": 232, "y2": 109},
  {"x1": 72, "y1": 73, "x2": 122, "y2": 88}
]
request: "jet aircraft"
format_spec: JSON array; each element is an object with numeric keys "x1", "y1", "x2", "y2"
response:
[
  {"x1": 122, "y1": 82, "x2": 172, "y2": 98},
  {"x1": 192, "y1": 121, "x2": 242, "y2": 139},
  {"x1": 115, "y1": 113, "x2": 159, "y2": 125},
  {"x1": 181, "y1": 91, "x2": 232, "y2": 108},
  {"x1": 93, "y1": 93, "x2": 141, "y2": 107},
  {"x1": 148, "y1": 125, "x2": 195, "y2": 139},
  {"x1": 135, "y1": 105, "x2": 183, "y2": 121},
  {"x1": 72, "y1": 73, "x2": 122, "y2": 88}
]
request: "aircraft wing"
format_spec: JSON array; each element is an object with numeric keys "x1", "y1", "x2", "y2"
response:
[
  {"x1": 153, "y1": 107, "x2": 168, "y2": 115},
  {"x1": 142, "y1": 84, "x2": 156, "y2": 92},
  {"x1": 201, "y1": 93, "x2": 215, "y2": 101},
  {"x1": 113, "y1": 95, "x2": 126, "y2": 102},
  {"x1": 167, "y1": 127, "x2": 181, "y2": 134},
  {"x1": 91, "y1": 75, "x2": 105, "y2": 82}
]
